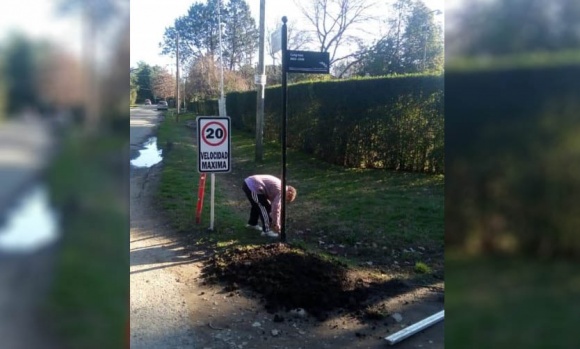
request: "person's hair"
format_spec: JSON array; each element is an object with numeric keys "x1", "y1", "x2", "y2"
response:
[{"x1": 286, "y1": 186, "x2": 297, "y2": 202}]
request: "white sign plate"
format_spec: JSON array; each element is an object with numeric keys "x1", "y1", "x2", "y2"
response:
[
  {"x1": 254, "y1": 74, "x2": 267, "y2": 85},
  {"x1": 197, "y1": 116, "x2": 231, "y2": 173},
  {"x1": 270, "y1": 27, "x2": 282, "y2": 54}
]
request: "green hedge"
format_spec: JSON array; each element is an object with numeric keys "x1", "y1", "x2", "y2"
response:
[
  {"x1": 190, "y1": 74, "x2": 444, "y2": 173},
  {"x1": 445, "y1": 64, "x2": 580, "y2": 257}
]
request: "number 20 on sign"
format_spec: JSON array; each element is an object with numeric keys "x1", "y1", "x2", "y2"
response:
[{"x1": 196, "y1": 116, "x2": 231, "y2": 173}]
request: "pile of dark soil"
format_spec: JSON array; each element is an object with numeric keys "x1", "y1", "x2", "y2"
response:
[{"x1": 201, "y1": 243, "x2": 410, "y2": 320}]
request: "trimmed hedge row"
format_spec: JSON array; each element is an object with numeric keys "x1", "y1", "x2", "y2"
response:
[
  {"x1": 190, "y1": 74, "x2": 444, "y2": 173},
  {"x1": 445, "y1": 64, "x2": 580, "y2": 257}
]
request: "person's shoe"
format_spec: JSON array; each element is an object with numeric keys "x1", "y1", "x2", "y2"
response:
[
  {"x1": 246, "y1": 224, "x2": 262, "y2": 231},
  {"x1": 261, "y1": 230, "x2": 279, "y2": 238}
]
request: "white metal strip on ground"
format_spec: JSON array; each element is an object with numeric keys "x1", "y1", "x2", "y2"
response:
[{"x1": 385, "y1": 310, "x2": 444, "y2": 345}]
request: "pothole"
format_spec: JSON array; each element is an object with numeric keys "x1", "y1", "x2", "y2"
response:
[
  {"x1": 0, "y1": 185, "x2": 60, "y2": 254},
  {"x1": 131, "y1": 136, "x2": 163, "y2": 168}
]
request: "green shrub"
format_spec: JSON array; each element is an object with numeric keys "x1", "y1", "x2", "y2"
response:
[
  {"x1": 414, "y1": 261, "x2": 432, "y2": 274},
  {"x1": 192, "y1": 74, "x2": 444, "y2": 173},
  {"x1": 446, "y1": 64, "x2": 580, "y2": 257}
]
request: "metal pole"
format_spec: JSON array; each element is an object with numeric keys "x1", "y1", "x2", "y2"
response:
[
  {"x1": 280, "y1": 16, "x2": 288, "y2": 242},
  {"x1": 183, "y1": 73, "x2": 187, "y2": 111},
  {"x1": 83, "y1": 0, "x2": 98, "y2": 132},
  {"x1": 176, "y1": 33, "x2": 180, "y2": 115},
  {"x1": 210, "y1": 173, "x2": 215, "y2": 230},
  {"x1": 255, "y1": 0, "x2": 266, "y2": 162},
  {"x1": 385, "y1": 310, "x2": 444, "y2": 345},
  {"x1": 217, "y1": 0, "x2": 226, "y2": 116}
]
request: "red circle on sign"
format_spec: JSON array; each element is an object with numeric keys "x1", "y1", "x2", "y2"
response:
[{"x1": 201, "y1": 121, "x2": 228, "y2": 147}]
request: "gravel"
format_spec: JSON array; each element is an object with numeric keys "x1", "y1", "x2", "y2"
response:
[{"x1": 130, "y1": 108, "x2": 199, "y2": 349}]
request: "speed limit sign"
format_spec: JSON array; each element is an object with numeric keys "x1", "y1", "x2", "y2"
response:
[{"x1": 196, "y1": 116, "x2": 231, "y2": 173}]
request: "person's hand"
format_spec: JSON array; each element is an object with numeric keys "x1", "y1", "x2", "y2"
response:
[{"x1": 272, "y1": 225, "x2": 280, "y2": 233}]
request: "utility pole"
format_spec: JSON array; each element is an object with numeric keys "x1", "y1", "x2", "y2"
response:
[
  {"x1": 83, "y1": 0, "x2": 98, "y2": 133},
  {"x1": 217, "y1": 0, "x2": 226, "y2": 118},
  {"x1": 210, "y1": 0, "x2": 226, "y2": 232},
  {"x1": 183, "y1": 72, "x2": 187, "y2": 112},
  {"x1": 255, "y1": 0, "x2": 266, "y2": 162},
  {"x1": 176, "y1": 32, "x2": 180, "y2": 115}
]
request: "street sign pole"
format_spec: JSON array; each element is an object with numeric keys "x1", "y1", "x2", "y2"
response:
[
  {"x1": 280, "y1": 16, "x2": 288, "y2": 243},
  {"x1": 278, "y1": 17, "x2": 329, "y2": 243}
]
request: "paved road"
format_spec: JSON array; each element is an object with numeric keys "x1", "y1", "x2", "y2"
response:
[
  {"x1": 130, "y1": 106, "x2": 164, "y2": 159},
  {"x1": 130, "y1": 107, "x2": 200, "y2": 348}
]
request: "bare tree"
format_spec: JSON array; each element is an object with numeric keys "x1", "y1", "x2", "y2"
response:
[
  {"x1": 55, "y1": 0, "x2": 126, "y2": 132},
  {"x1": 186, "y1": 55, "x2": 252, "y2": 101},
  {"x1": 38, "y1": 47, "x2": 85, "y2": 109},
  {"x1": 447, "y1": 0, "x2": 580, "y2": 59},
  {"x1": 354, "y1": 0, "x2": 443, "y2": 76},
  {"x1": 151, "y1": 69, "x2": 176, "y2": 100},
  {"x1": 103, "y1": 20, "x2": 131, "y2": 114},
  {"x1": 267, "y1": 21, "x2": 312, "y2": 66},
  {"x1": 294, "y1": 0, "x2": 376, "y2": 68}
]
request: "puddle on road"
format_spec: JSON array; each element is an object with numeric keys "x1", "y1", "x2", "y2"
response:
[
  {"x1": 131, "y1": 136, "x2": 163, "y2": 168},
  {"x1": 0, "y1": 185, "x2": 60, "y2": 253}
]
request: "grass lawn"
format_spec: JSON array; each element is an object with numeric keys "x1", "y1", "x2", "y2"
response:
[
  {"x1": 446, "y1": 253, "x2": 580, "y2": 348},
  {"x1": 156, "y1": 112, "x2": 444, "y2": 277}
]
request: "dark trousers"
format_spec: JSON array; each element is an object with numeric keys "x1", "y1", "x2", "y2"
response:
[{"x1": 242, "y1": 182, "x2": 271, "y2": 231}]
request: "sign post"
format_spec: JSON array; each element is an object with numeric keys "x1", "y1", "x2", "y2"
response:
[
  {"x1": 280, "y1": 17, "x2": 289, "y2": 242},
  {"x1": 279, "y1": 17, "x2": 330, "y2": 242},
  {"x1": 197, "y1": 116, "x2": 231, "y2": 231}
]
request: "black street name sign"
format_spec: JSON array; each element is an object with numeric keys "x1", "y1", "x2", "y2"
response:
[{"x1": 285, "y1": 50, "x2": 329, "y2": 74}]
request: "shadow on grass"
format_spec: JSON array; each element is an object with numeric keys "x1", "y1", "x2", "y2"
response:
[{"x1": 156, "y1": 112, "x2": 444, "y2": 294}]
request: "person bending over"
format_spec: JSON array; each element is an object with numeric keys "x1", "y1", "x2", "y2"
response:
[{"x1": 242, "y1": 174, "x2": 297, "y2": 237}]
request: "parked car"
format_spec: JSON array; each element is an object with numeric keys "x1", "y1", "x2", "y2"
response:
[
  {"x1": 157, "y1": 100, "x2": 168, "y2": 111},
  {"x1": 144, "y1": 99, "x2": 151, "y2": 105}
]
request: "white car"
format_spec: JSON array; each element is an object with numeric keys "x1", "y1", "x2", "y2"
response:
[{"x1": 157, "y1": 101, "x2": 168, "y2": 111}]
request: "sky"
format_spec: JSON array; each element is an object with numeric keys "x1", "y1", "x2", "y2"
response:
[
  {"x1": 0, "y1": 0, "x2": 444, "y2": 70},
  {"x1": 130, "y1": 0, "x2": 444, "y2": 69},
  {"x1": 130, "y1": 0, "x2": 307, "y2": 68},
  {"x1": 0, "y1": 0, "x2": 129, "y2": 65},
  {"x1": 0, "y1": 0, "x2": 82, "y2": 53}
]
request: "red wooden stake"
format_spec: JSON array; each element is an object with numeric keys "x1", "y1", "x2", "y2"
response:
[{"x1": 196, "y1": 173, "x2": 207, "y2": 224}]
